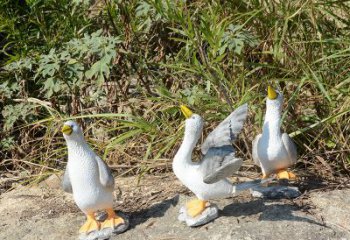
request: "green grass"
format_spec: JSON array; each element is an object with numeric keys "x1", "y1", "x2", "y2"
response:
[{"x1": 0, "y1": 0, "x2": 349, "y2": 184}]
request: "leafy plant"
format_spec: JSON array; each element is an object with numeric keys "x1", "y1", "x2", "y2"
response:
[{"x1": 0, "y1": 0, "x2": 350, "y2": 185}]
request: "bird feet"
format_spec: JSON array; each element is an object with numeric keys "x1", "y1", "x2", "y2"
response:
[
  {"x1": 78, "y1": 210, "x2": 129, "y2": 240},
  {"x1": 277, "y1": 170, "x2": 296, "y2": 180},
  {"x1": 186, "y1": 199, "x2": 208, "y2": 218},
  {"x1": 79, "y1": 214, "x2": 100, "y2": 234},
  {"x1": 101, "y1": 209, "x2": 127, "y2": 231},
  {"x1": 179, "y1": 202, "x2": 219, "y2": 227}
]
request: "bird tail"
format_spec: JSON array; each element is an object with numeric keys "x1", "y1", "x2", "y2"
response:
[{"x1": 231, "y1": 178, "x2": 273, "y2": 195}]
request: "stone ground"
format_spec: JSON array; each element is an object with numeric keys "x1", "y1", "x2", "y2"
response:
[{"x1": 1, "y1": 173, "x2": 350, "y2": 240}]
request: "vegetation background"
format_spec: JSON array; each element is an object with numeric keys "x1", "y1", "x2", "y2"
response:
[{"x1": 0, "y1": 0, "x2": 349, "y2": 186}]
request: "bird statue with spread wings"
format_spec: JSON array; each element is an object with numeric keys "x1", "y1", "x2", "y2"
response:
[
  {"x1": 61, "y1": 121, "x2": 129, "y2": 239},
  {"x1": 252, "y1": 86, "x2": 298, "y2": 180},
  {"x1": 173, "y1": 104, "x2": 267, "y2": 227}
]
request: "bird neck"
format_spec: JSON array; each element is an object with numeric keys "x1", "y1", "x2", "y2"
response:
[
  {"x1": 263, "y1": 102, "x2": 282, "y2": 140},
  {"x1": 175, "y1": 129, "x2": 200, "y2": 164},
  {"x1": 66, "y1": 138, "x2": 89, "y2": 156}
]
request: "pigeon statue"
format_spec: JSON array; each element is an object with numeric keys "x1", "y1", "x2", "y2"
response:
[
  {"x1": 173, "y1": 104, "x2": 268, "y2": 227},
  {"x1": 252, "y1": 86, "x2": 297, "y2": 180},
  {"x1": 61, "y1": 120, "x2": 129, "y2": 239}
]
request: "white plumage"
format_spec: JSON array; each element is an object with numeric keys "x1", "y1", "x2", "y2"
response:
[
  {"x1": 65, "y1": 134, "x2": 113, "y2": 213},
  {"x1": 173, "y1": 149, "x2": 235, "y2": 200},
  {"x1": 173, "y1": 118, "x2": 237, "y2": 200},
  {"x1": 252, "y1": 87, "x2": 297, "y2": 179},
  {"x1": 173, "y1": 104, "x2": 263, "y2": 220},
  {"x1": 61, "y1": 120, "x2": 127, "y2": 235}
]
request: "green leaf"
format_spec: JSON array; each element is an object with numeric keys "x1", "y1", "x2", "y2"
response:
[{"x1": 68, "y1": 59, "x2": 78, "y2": 64}]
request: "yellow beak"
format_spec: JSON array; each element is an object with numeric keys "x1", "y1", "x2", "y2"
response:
[
  {"x1": 180, "y1": 105, "x2": 193, "y2": 119},
  {"x1": 61, "y1": 124, "x2": 73, "y2": 135},
  {"x1": 267, "y1": 86, "x2": 278, "y2": 100}
]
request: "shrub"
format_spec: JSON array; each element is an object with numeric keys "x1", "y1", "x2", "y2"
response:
[{"x1": 0, "y1": 0, "x2": 349, "y2": 183}]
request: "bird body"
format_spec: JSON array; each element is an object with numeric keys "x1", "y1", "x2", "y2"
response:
[
  {"x1": 65, "y1": 140, "x2": 113, "y2": 213},
  {"x1": 61, "y1": 121, "x2": 128, "y2": 235},
  {"x1": 173, "y1": 129, "x2": 235, "y2": 200},
  {"x1": 252, "y1": 87, "x2": 297, "y2": 179},
  {"x1": 173, "y1": 156, "x2": 234, "y2": 200},
  {"x1": 173, "y1": 104, "x2": 262, "y2": 221}
]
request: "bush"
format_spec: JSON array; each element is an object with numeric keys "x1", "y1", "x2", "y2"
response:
[{"x1": 1, "y1": 0, "x2": 349, "y2": 183}]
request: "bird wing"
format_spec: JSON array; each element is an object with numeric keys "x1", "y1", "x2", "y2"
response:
[
  {"x1": 61, "y1": 165, "x2": 73, "y2": 193},
  {"x1": 252, "y1": 134, "x2": 262, "y2": 166},
  {"x1": 201, "y1": 103, "x2": 248, "y2": 155},
  {"x1": 201, "y1": 145, "x2": 243, "y2": 184},
  {"x1": 95, "y1": 156, "x2": 115, "y2": 190},
  {"x1": 282, "y1": 133, "x2": 297, "y2": 165}
]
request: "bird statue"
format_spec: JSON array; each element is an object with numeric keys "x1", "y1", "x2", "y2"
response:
[
  {"x1": 61, "y1": 120, "x2": 129, "y2": 238},
  {"x1": 252, "y1": 86, "x2": 297, "y2": 180},
  {"x1": 173, "y1": 104, "x2": 267, "y2": 227}
]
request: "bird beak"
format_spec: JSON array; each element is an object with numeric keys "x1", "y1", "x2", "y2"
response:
[
  {"x1": 61, "y1": 124, "x2": 73, "y2": 135},
  {"x1": 180, "y1": 105, "x2": 193, "y2": 119},
  {"x1": 267, "y1": 86, "x2": 278, "y2": 100}
]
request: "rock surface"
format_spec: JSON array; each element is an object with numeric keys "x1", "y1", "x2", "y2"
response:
[
  {"x1": 0, "y1": 174, "x2": 349, "y2": 240},
  {"x1": 250, "y1": 185, "x2": 301, "y2": 199},
  {"x1": 311, "y1": 189, "x2": 350, "y2": 232}
]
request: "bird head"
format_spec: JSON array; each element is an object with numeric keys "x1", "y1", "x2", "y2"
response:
[
  {"x1": 180, "y1": 105, "x2": 204, "y2": 138},
  {"x1": 267, "y1": 86, "x2": 283, "y2": 111},
  {"x1": 61, "y1": 120, "x2": 84, "y2": 142}
]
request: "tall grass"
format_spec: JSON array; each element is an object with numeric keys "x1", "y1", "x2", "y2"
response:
[{"x1": 0, "y1": 0, "x2": 349, "y2": 184}]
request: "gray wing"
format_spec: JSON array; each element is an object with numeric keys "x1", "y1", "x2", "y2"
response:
[
  {"x1": 201, "y1": 145, "x2": 243, "y2": 184},
  {"x1": 201, "y1": 103, "x2": 248, "y2": 155},
  {"x1": 282, "y1": 133, "x2": 297, "y2": 165},
  {"x1": 252, "y1": 134, "x2": 262, "y2": 166},
  {"x1": 61, "y1": 166, "x2": 73, "y2": 193},
  {"x1": 95, "y1": 156, "x2": 115, "y2": 190}
]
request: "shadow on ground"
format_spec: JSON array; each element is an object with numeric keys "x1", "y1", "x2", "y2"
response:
[
  {"x1": 221, "y1": 198, "x2": 327, "y2": 227},
  {"x1": 126, "y1": 195, "x2": 179, "y2": 229}
]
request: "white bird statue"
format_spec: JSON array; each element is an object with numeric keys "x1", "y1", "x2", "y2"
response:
[
  {"x1": 252, "y1": 86, "x2": 297, "y2": 180},
  {"x1": 61, "y1": 121, "x2": 128, "y2": 237},
  {"x1": 173, "y1": 104, "x2": 266, "y2": 226}
]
